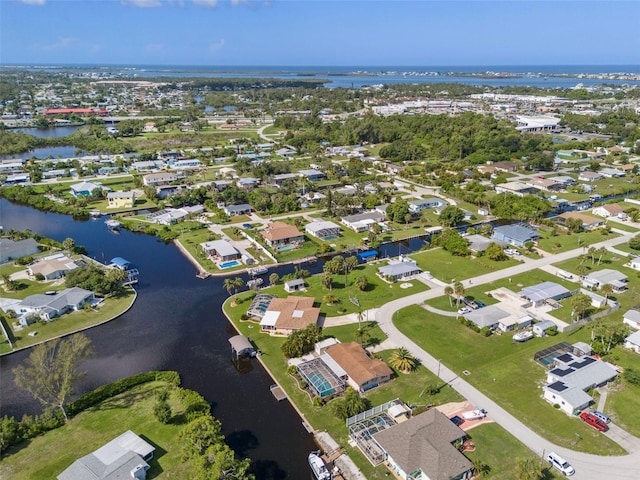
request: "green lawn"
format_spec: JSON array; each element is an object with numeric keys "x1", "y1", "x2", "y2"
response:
[
  {"x1": 411, "y1": 248, "x2": 522, "y2": 283},
  {"x1": 466, "y1": 423, "x2": 560, "y2": 480},
  {"x1": 4, "y1": 288, "x2": 136, "y2": 351},
  {"x1": 0, "y1": 380, "x2": 185, "y2": 480},
  {"x1": 394, "y1": 304, "x2": 625, "y2": 455},
  {"x1": 537, "y1": 227, "x2": 619, "y2": 254}
]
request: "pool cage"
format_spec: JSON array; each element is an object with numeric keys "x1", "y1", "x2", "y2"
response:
[
  {"x1": 534, "y1": 342, "x2": 573, "y2": 368},
  {"x1": 297, "y1": 358, "x2": 346, "y2": 398},
  {"x1": 348, "y1": 412, "x2": 398, "y2": 465},
  {"x1": 247, "y1": 294, "x2": 277, "y2": 319}
]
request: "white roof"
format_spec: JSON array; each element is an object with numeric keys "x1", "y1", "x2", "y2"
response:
[
  {"x1": 260, "y1": 310, "x2": 280, "y2": 327},
  {"x1": 200, "y1": 240, "x2": 238, "y2": 257},
  {"x1": 626, "y1": 330, "x2": 640, "y2": 346},
  {"x1": 320, "y1": 353, "x2": 347, "y2": 378}
]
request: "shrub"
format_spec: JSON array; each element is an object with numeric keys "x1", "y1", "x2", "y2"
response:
[
  {"x1": 287, "y1": 365, "x2": 297, "y2": 375},
  {"x1": 154, "y1": 400, "x2": 172, "y2": 424},
  {"x1": 312, "y1": 396, "x2": 324, "y2": 407},
  {"x1": 553, "y1": 404, "x2": 561, "y2": 409},
  {"x1": 480, "y1": 327, "x2": 491, "y2": 337},
  {"x1": 624, "y1": 367, "x2": 640, "y2": 386},
  {"x1": 34, "y1": 273, "x2": 45, "y2": 281}
]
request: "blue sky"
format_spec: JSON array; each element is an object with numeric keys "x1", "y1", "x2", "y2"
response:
[{"x1": 1, "y1": 0, "x2": 639, "y2": 66}]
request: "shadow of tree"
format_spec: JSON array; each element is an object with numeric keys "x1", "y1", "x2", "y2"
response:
[
  {"x1": 249, "y1": 459, "x2": 288, "y2": 480},
  {"x1": 225, "y1": 429, "x2": 259, "y2": 458}
]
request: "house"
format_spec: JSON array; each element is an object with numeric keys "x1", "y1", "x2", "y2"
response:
[
  {"x1": 168, "y1": 159, "x2": 201, "y2": 169},
  {"x1": 341, "y1": 211, "x2": 385, "y2": 233},
  {"x1": 494, "y1": 181, "x2": 539, "y2": 197},
  {"x1": 627, "y1": 257, "x2": 640, "y2": 271},
  {"x1": 578, "y1": 171, "x2": 603, "y2": 182},
  {"x1": 582, "y1": 269, "x2": 628, "y2": 292},
  {"x1": 284, "y1": 278, "x2": 305, "y2": 293},
  {"x1": 377, "y1": 257, "x2": 421, "y2": 282},
  {"x1": 624, "y1": 330, "x2": 640, "y2": 354},
  {"x1": 271, "y1": 173, "x2": 298, "y2": 187},
  {"x1": 550, "y1": 176, "x2": 577, "y2": 187},
  {"x1": 4, "y1": 173, "x2": 31, "y2": 185},
  {"x1": 305, "y1": 220, "x2": 341, "y2": 240},
  {"x1": 373, "y1": 409, "x2": 473, "y2": 480},
  {"x1": 276, "y1": 148, "x2": 296, "y2": 158},
  {"x1": 623, "y1": 309, "x2": 640, "y2": 330},
  {"x1": 492, "y1": 224, "x2": 539, "y2": 247},
  {"x1": 107, "y1": 191, "x2": 135, "y2": 209},
  {"x1": 543, "y1": 353, "x2": 618, "y2": 414},
  {"x1": 28, "y1": 255, "x2": 77, "y2": 280},
  {"x1": 57, "y1": 430, "x2": 154, "y2": 480},
  {"x1": 0, "y1": 238, "x2": 39, "y2": 264},
  {"x1": 466, "y1": 234, "x2": 505, "y2": 253},
  {"x1": 599, "y1": 167, "x2": 625, "y2": 178},
  {"x1": 131, "y1": 160, "x2": 164, "y2": 171},
  {"x1": 519, "y1": 282, "x2": 572, "y2": 307},
  {"x1": 526, "y1": 177, "x2": 564, "y2": 192},
  {"x1": 261, "y1": 222, "x2": 304, "y2": 251},
  {"x1": 70, "y1": 181, "x2": 105, "y2": 197},
  {"x1": 9, "y1": 287, "x2": 94, "y2": 323},
  {"x1": 143, "y1": 172, "x2": 177, "y2": 187},
  {"x1": 236, "y1": 177, "x2": 259, "y2": 189},
  {"x1": 462, "y1": 305, "x2": 525, "y2": 332},
  {"x1": 325, "y1": 342, "x2": 393, "y2": 392},
  {"x1": 259, "y1": 296, "x2": 320, "y2": 336},
  {"x1": 515, "y1": 115, "x2": 560, "y2": 132},
  {"x1": 298, "y1": 169, "x2": 326, "y2": 182},
  {"x1": 558, "y1": 211, "x2": 605, "y2": 231},
  {"x1": 408, "y1": 197, "x2": 448, "y2": 214},
  {"x1": 200, "y1": 240, "x2": 239, "y2": 262},
  {"x1": 493, "y1": 160, "x2": 518, "y2": 172},
  {"x1": 592, "y1": 204, "x2": 625, "y2": 218},
  {"x1": 222, "y1": 203, "x2": 252, "y2": 216},
  {"x1": 533, "y1": 320, "x2": 558, "y2": 337}
]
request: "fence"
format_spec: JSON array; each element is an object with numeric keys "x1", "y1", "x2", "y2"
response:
[{"x1": 562, "y1": 303, "x2": 620, "y2": 333}]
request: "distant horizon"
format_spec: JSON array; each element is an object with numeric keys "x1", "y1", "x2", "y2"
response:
[{"x1": 4, "y1": 63, "x2": 640, "y2": 68}]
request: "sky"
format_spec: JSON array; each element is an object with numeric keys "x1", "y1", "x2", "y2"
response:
[{"x1": 1, "y1": 0, "x2": 640, "y2": 67}]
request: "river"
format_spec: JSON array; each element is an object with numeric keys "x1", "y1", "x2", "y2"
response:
[{"x1": 0, "y1": 199, "x2": 317, "y2": 479}]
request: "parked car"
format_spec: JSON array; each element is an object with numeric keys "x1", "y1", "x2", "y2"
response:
[
  {"x1": 242, "y1": 223, "x2": 253, "y2": 229},
  {"x1": 457, "y1": 307, "x2": 471, "y2": 315},
  {"x1": 505, "y1": 248, "x2": 521, "y2": 256},
  {"x1": 590, "y1": 410, "x2": 611, "y2": 424},
  {"x1": 546, "y1": 452, "x2": 575, "y2": 476},
  {"x1": 579, "y1": 412, "x2": 609, "y2": 432}
]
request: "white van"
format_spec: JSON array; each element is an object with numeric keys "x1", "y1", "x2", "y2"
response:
[
  {"x1": 547, "y1": 452, "x2": 575, "y2": 476},
  {"x1": 557, "y1": 270, "x2": 573, "y2": 280}
]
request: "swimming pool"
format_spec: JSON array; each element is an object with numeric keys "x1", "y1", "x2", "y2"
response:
[
  {"x1": 219, "y1": 260, "x2": 241, "y2": 269},
  {"x1": 277, "y1": 245, "x2": 296, "y2": 252}
]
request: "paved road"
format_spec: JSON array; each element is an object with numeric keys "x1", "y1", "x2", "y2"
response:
[{"x1": 375, "y1": 230, "x2": 640, "y2": 480}]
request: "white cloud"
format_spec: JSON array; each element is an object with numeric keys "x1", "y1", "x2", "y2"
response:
[
  {"x1": 17, "y1": 0, "x2": 47, "y2": 5},
  {"x1": 193, "y1": 0, "x2": 218, "y2": 7},
  {"x1": 121, "y1": 0, "x2": 163, "y2": 7},
  {"x1": 209, "y1": 39, "x2": 225, "y2": 52}
]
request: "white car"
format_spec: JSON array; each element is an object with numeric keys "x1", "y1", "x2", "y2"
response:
[
  {"x1": 457, "y1": 307, "x2": 471, "y2": 315},
  {"x1": 505, "y1": 248, "x2": 521, "y2": 256},
  {"x1": 547, "y1": 452, "x2": 575, "y2": 476},
  {"x1": 462, "y1": 409, "x2": 486, "y2": 420}
]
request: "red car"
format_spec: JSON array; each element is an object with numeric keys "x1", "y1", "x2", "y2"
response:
[{"x1": 580, "y1": 412, "x2": 609, "y2": 432}]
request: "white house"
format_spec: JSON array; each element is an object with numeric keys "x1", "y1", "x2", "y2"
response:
[
  {"x1": 377, "y1": 257, "x2": 421, "y2": 282},
  {"x1": 627, "y1": 257, "x2": 640, "y2": 271},
  {"x1": 623, "y1": 309, "x2": 640, "y2": 330},
  {"x1": 408, "y1": 197, "x2": 448, "y2": 214},
  {"x1": 305, "y1": 220, "x2": 341, "y2": 240},
  {"x1": 624, "y1": 330, "x2": 640, "y2": 354},
  {"x1": 9, "y1": 287, "x2": 95, "y2": 324}
]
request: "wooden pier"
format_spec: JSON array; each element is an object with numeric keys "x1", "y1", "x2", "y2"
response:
[{"x1": 270, "y1": 384, "x2": 287, "y2": 401}]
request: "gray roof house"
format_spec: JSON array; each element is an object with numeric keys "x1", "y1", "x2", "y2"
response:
[
  {"x1": 222, "y1": 203, "x2": 252, "y2": 216},
  {"x1": 492, "y1": 224, "x2": 539, "y2": 247},
  {"x1": 465, "y1": 234, "x2": 506, "y2": 253},
  {"x1": 543, "y1": 353, "x2": 618, "y2": 414},
  {"x1": 624, "y1": 330, "x2": 640, "y2": 354},
  {"x1": 341, "y1": 211, "x2": 385, "y2": 233},
  {"x1": 0, "y1": 238, "x2": 39, "y2": 264},
  {"x1": 623, "y1": 309, "x2": 640, "y2": 330},
  {"x1": 305, "y1": 220, "x2": 341, "y2": 240},
  {"x1": 373, "y1": 408, "x2": 473, "y2": 480},
  {"x1": 408, "y1": 197, "x2": 448, "y2": 214},
  {"x1": 200, "y1": 240, "x2": 239, "y2": 261},
  {"x1": 10, "y1": 287, "x2": 94, "y2": 322},
  {"x1": 378, "y1": 257, "x2": 421, "y2": 282},
  {"x1": 519, "y1": 282, "x2": 572, "y2": 307},
  {"x1": 463, "y1": 305, "x2": 518, "y2": 331},
  {"x1": 57, "y1": 430, "x2": 154, "y2": 480},
  {"x1": 582, "y1": 269, "x2": 628, "y2": 292}
]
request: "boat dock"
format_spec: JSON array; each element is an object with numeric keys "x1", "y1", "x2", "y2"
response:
[{"x1": 270, "y1": 384, "x2": 287, "y2": 401}]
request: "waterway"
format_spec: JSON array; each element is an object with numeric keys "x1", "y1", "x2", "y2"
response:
[
  {"x1": 13, "y1": 126, "x2": 82, "y2": 138},
  {"x1": 0, "y1": 199, "x2": 317, "y2": 479}
]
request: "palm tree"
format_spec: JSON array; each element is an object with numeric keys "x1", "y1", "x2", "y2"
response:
[
  {"x1": 600, "y1": 283, "x2": 613, "y2": 303},
  {"x1": 354, "y1": 276, "x2": 368, "y2": 291},
  {"x1": 354, "y1": 320, "x2": 371, "y2": 348},
  {"x1": 444, "y1": 286, "x2": 454, "y2": 308},
  {"x1": 223, "y1": 278, "x2": 235, "y2": 296},
  {"x1": 62, "y1": 237, "x2": 75, "y2": 255},
  {"x1": 321, "y1": 273, "x2": 333, "y2": 290},
  {"x1": 269, "y1": 273, "x2": 279, "y2": 286},
  {"x1": 453, "y1": 281, "x2": 465, "y2": 307},
  {"x1": 322, "y1": 294, "x2": 338, "y2": 306},
  {"x1": 232, "y1": 277, "x2": 244, "y2": 294},
  {"x1": 389, "y1": 347, "x2": 417, "y2": 373}
]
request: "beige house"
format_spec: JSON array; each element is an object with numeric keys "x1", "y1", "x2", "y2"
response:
[
  {"x1": 260, "y1": 222, "x2": 304, "y2": 251},
  {"x1": 259, "y1": 296, "x2": 320, "y2": 336},
  {"x1": 325, "y1": 342, "x2": 393, "y2": 393}
]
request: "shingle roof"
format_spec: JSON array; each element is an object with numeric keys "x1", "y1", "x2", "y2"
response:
[
  {"x1": 266, "y1": 296, "x2": 319, "y2": 330},
  {"x1": 325, "y1": 342, "x2": 392, "y2": 386},
  {"x1": 261, "y1": 222, "x2": 303, "y2": 242}
]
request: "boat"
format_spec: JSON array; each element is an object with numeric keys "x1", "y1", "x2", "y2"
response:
[
  {"x1": 308, "y1": 451, "x2": 332, "y2": 480},
  {"x1": 89, "y1": 210, "x2": 102, "y2": 218},
  {"x1": 513, "y1": 330, "x2": 534, "y2": 343},
  {"x1": 105, "y1": 219, "x2": 121, "y2": 230},
  {"x1": 248, "y1": 266, "x2": 268, "y2": 277},
  {"x1": 247, "y1": 278, "x2": 263, "y2": 289}
]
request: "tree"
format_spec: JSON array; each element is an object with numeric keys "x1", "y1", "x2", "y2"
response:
[
  {"x1": 565, "y1": 217, "x2": 583, "y2": 233},
  {"x1": 514, "y1": 457, "x2": 543, "y2": 480},
  {"x1": 332, "y1": 387, "x2": 371, "y2": 420},
  {"x1": 354, "y1": 275, "x2": 368, "y2": 292},
  {"x1": 322, "y1": 294, "x2": 338, "y2": 305},
  {"x1": 389, "y1": 347, "x2": 418, "y2": 373},
  {"x1": 269, "y1": 273, "x2": 279, "y2": 286},
  {"x1": 571, "y1": 293, "x2": 592, "y2": 321},
  {"x1": 344, "y1": 256, "x2": 358, "y2": 286},
  {"x1": 180, "y1": 415, "x2": 225, "y2": 459},
  {"x1": 485, "y1": 242, "x2": 507, "y2": 261},
  {"x1": 599, "y1": 283, "x2": 613, "y2": 303},
  {"x1": 223, "y1": 278, "x2": 235, "y2": 296},
  {"x1": 62, "y1": 237, "x2": 75, "y2": 255},
  {"x1": 321, "y1": 273, "x2": 333, "y2": 290},
  {"x1": 192, "y1": 442, "x2": 253, "y2": 480},
  {"x1": 444, "y1": 286, "x2": 454, "y2": 308},
  {"x1": 439, "y1": 205, "x2": 465, "y2": 227},
  {"x1": 453, "y1": 281, "x2": 465, "y2": 307},
  {"x1": 13, "y1": 334, "x2": 94, "y2": 420}
]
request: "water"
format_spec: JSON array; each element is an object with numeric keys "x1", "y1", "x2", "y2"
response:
[
  {"x1": 0, "y1": 199, "x2": 316, "y2": 479},
  {"x1": 13, "y1": 126, "x2": 81, "y2": 138},
  {"x1": 1, "y1": 146, "x2": 84, "y2": 161}
]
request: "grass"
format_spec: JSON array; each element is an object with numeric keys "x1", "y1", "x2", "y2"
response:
[
  {"x1": 393, "y1": 304, "x2": 626, "y2": 455},
  {"x1": 4, "y1": 288, "x2": 136, "y2": 351},
  {"x1": 537, "y1": 227, "x2": 619, "y2": 254},
  {"x1": 411, "y1": 247, "x2": 522, "y2": 283},
  {"x1": 0, "y1": 380, "x2": 186, "y2": 480}
]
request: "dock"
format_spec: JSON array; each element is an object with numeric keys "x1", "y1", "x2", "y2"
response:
[{"x1": 270, "y1": 384, "x2": 287, "y2": 401}]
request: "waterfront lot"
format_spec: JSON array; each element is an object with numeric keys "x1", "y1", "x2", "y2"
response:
[
  {"x1": 537, "y1": 227, "x2": 619, "y2": 254},
  {"x1": 394, "y1": 304, "x2": 625, "y2": 455},
  {"x1": 0, "y1": 380, "x2": 185, "y2": 480}
]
